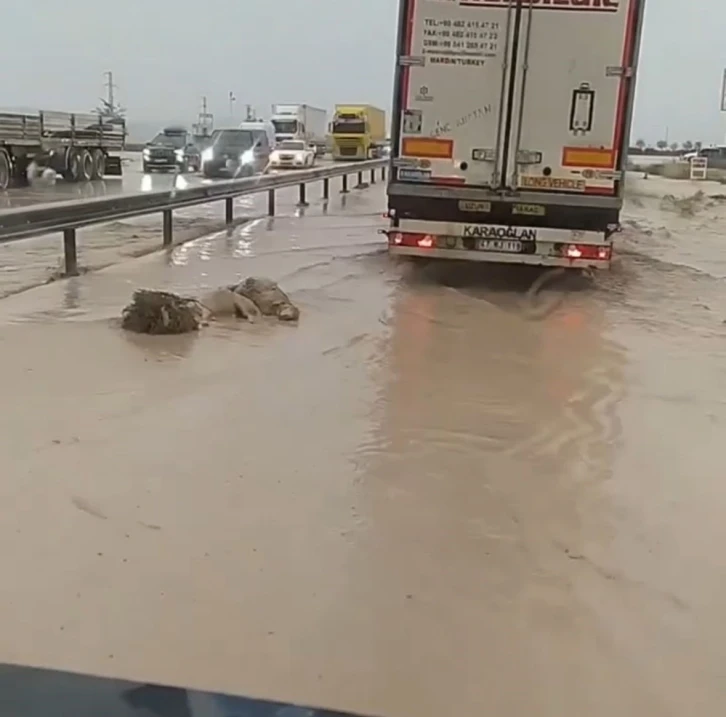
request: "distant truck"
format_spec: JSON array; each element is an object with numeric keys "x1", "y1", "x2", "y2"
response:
[
  {"x1": 386, "y1": 0, "x2": 647, "y2": 270},
  {"x1": 0, "y1": 109, "x2": 125, "y2": 190},
  {"x1": 270, "y1": 104, "x2": 327, "y2": 155},
  {"x1": 330, "y1": 105, "x2": 386, "y2": 161}
]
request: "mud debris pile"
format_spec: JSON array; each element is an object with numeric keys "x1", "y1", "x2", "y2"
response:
[
  {"x1": 659, "y1": 191, "x2": 726, "y2": 217},
  {"x1": 229, "y1": 277, "x2": 300, "y2": 321},
  {"x1": 121, "y1": 277, "x2": 299, "y2": 334},
  {"x1": 121, "y1": 290, "x2": 204, "y2": 334}
]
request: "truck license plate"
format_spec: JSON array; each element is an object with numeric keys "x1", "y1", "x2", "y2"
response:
[
  {"x1": 477, "y1": 239, "x2": 522, "y2": 252},
  {"x1": 226, "y1": 160, "x2": 236, "y2": 169}
]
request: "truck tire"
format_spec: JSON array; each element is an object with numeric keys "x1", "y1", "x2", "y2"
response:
[
  {"x1": 63, "y1": 148, "x2": 82, "y2": 182},
  {"x1": 90, "y1": 149, "x2": 105, "y2": 180},
  {"x1": 0, "y1": 149, "x2": 10, "y2": 190},
  {"x1": 78, "y1": 150, "x2": 93, "y2": 181}
]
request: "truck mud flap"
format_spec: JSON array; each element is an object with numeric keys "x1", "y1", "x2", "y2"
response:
[{"x1": 104, "y1": 155, "x2": 122, "y2": 176}]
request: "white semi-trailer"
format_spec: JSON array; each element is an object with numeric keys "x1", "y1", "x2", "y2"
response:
[
  {"x1": 270, "y1": 104, "x2": 327, "y2": 155},
  {"x1": 386, "y1": 0, "x2": 646, "y2": 269}
]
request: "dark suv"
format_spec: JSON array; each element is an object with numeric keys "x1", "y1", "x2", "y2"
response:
[{"x1": 142, "y1": 126, "x2": 201, "y2": 173}]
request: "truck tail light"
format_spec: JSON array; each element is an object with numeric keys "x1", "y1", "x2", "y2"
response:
[
  {"x1": 388, "y1": 232, "x2": 435, "y2": 248},
  {"x1": 561, "y1": 244, "x2": 611, "y2": 261}
]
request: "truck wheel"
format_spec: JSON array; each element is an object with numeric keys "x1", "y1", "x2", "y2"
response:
[
  {"x1": 90, "y1": 149, "x2": 106, "y2": 180},
  {"x1": 0, "y1": 150, "x2": 10, "y2": 190},
  {"x1": 63, "y1": 149, "x2": 82, "y2": 182},
  {"x1": 78, "y1": 150, "x2": 93, "y2": 181}
]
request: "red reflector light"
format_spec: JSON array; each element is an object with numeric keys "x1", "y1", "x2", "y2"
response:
[
  {"x1": 388, "y1": 232, "x2": 434, "y2": 248},
  {"x1": 563, "y1": 244, "x2": 610, "y2": 261}
]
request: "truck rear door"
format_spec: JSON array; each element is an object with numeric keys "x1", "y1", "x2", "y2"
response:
[
  {"x1": 394, "y1": 0, "x2": 642, "y2": 195},
  {"x1": 394, "y1": 0, "x2": 511, "y2": 188},
  {"x1": 506, "y1": 0, "x2": 640, "y2": 197}
]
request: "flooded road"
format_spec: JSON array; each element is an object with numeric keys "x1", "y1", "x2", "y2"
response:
[
  {"x1": 0, "y1": 170, "x2": 343, "y2": 298},
  {"x1": 0, "y1": 153, "x2": 183, "y2": 209},
  {"x1": 0, "y1": 175, "x2": 725, "y2": 716},
  {"x1": 0, "y1": 152, "x2": 339, "y2": 210}
]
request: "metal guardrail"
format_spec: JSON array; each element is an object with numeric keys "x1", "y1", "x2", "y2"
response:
[{"x1": 0, "y1": 159, "x2": 387, "y2": 276}]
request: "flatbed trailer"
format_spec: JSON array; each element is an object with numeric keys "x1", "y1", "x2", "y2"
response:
[{"x1": 0, "y1": 110, "x2": 126, "y2": 190}]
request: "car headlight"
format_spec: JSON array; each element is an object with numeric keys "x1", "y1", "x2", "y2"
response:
[
  {"x1": 240, "y1": 149, "x2": 254, "y2": 164},
  {"x1": 175, "y1": 149, "x2": 184, "y2": 160},
  {"x1": 201, "y1": 148, "x2": 213, "y2": 161},
  {"x1": 142, "y1": 149, "x2": 150, "y2": 157}
]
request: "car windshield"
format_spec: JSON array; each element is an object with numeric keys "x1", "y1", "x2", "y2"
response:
[
  {"x1": 211, "y1": 130, "x2": 254, "y2": 150},
  {"x1": 149, "y1": 133, "x2": 185, "y2": 148},
  {"x1": 278, "y1": 141, "x2": 305, "y2": 151}
]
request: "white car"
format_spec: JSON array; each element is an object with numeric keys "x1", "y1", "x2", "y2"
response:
[{"x1": 269, "y1": 140, "x2": 315, "y2": 169}]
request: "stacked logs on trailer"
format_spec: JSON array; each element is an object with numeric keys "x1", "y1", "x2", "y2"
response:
[{"x1": 121, "y1": 277, "x2": 299, "y2": 335}]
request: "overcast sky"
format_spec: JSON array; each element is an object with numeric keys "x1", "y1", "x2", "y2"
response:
[{"x1": 3, "y1": 0, "x2": 725, "y2": 144}]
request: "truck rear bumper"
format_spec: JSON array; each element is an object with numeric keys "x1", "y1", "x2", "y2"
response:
[
  {"x1": 385, "y1": 222, "x2": 613, "y2": 270},
  {"x1": 386, "y1": 182, "x2": 618, "y2": 269},
  {"x1": 388, "y1": 244, "x2": 610, "y2": 270}
]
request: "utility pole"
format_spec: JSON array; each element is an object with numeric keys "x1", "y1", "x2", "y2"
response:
[
  {"x1": 104, "y1": 71, "x2": 116, "y2": 111},
  {"x1": 229, "y1": 91, "x2": 236, "y2": 119},
  {"x1": 95, "y1": 71, "x2": 125, "y2": 123},
  {"x1": 192, "y1": 96, "x2": 214, "y2": 137}
]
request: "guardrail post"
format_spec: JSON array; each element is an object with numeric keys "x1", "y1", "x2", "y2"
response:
[
  {"x1": 298, "y1": 182, "x2": 308, "y2": 207},
  {"x1": 268, "y1": 189, "x2": 275, "y2": 216},
  {"x1": 162, "y1": 210, "x2": 172, "y2": 247},
  {"x1": 382, "y1": 165, "x2": 386, "y2": 181},
  {"x1": 322, "y1": 177, "x2": 329, "y2": 201},
  {"x1": 341, "y1": 174, "x2": 349, "y2": 194},
  {"x1": 357, "y1": 171, "x2": 364, "y2": 187},
  {"x1": 63, "y1": 228, "x2": 78, "y2": 276},
  {"x1": 370, "y1": 168, "x2": 376, "y2": 184},
  {"x1": 225, "y1": 197, "x2": 233, "y2": 225}
]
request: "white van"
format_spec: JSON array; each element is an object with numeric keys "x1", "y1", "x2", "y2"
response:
[{"x1": 238, "y1": 120, "x2": 276, "y2": 151}]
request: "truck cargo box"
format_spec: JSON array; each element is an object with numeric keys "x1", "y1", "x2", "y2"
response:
[{"x1": 386, "y1": 0, "x2": 646, "y2": 269}]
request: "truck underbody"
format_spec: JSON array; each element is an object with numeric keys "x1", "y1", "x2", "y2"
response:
[{"x1": 0, "y1": 110, "x2": 126, "y2": 190}]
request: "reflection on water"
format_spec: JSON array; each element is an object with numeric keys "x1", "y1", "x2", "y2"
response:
[
  {"x1": 2, "y1": 179, "x2": 726, "y2": 714},
  {"x1": 335, "y1": 261, "x2": 632, "y2": 714}
]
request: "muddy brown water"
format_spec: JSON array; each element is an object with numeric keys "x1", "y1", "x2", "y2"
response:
[{"x1": 0, "y1": 176, "x2": 725, "y2": 716}]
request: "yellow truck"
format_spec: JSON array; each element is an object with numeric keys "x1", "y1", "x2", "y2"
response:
[{"x1": 330, "y1": 104, "x2": 386, "y2": 161}]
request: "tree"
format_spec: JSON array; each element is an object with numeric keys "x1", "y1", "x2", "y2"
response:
[
  {"x1": 635, "y1": 138, "x2": 646, "y2": 150},
  {"x1": 670, "y1": 142, "x2": 679, "y2": 152},
  {"x1": 694, "y1": 141, "x2": 703, "y2": 151},
  {"x1": 656, "y1": 140, "x2": 668, "y2": 151},
  {"x1": 682, "y1": 140, "x2": 694, "y2": 151}
]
